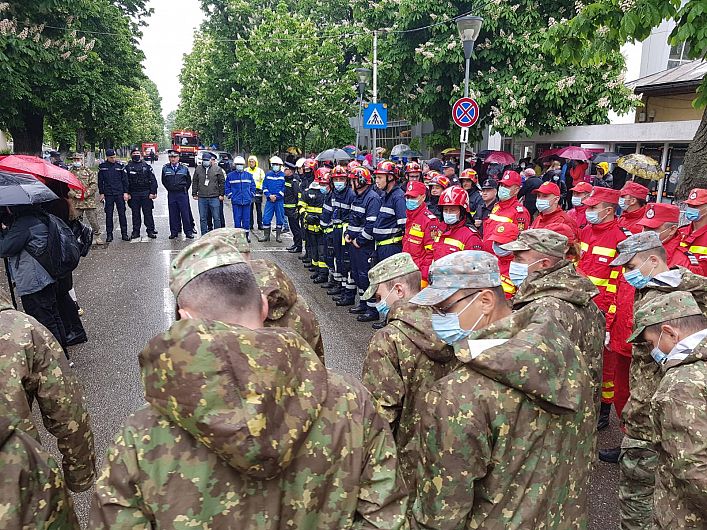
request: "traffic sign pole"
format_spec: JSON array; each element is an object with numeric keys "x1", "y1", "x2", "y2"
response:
[
  {"x1": 372, "y1": 30, "x2": 378, "y2": 168},
  {"x1": 460, "y1": 55, "x2": 471, "y2": 173},
  {"x1": 460, "y1": 127, "x2": 469, "y2": 144}
]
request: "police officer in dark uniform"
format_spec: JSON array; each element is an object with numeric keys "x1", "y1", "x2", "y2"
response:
[
  {"x1": 49, "y1": 150, "x2": 69, "y2": 169},
  {"x1": 98, "y1": 148, "x2": 130, "y2": 242},
  {"x1": 161, "y1": 150, "x2": 194, "y2": 239},
  {"x1": 126, "y1": 148, "x2": 158, "y2": 239},
  {"x1": 283, "y1": 162, "x2": 303, "y2": 254}
]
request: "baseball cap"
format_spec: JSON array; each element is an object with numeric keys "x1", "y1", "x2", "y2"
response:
[
  {"x1": 500, "y1": 228, "x2": 568, "y2": 258},
  {"x1": 544, "y1": 222, "x2": 577, "y2": 244},
  {"x1": 620, "y1": 181, "x2": 649, "y2": 200},
  {"x1": 362, "y1": 253, "x2": 420, "y2": 300},
  {"x1": 571, "y1": 182, "x2": 593, "y2": 193},
  {"x1": 500, "y1": 170, "x2": 521, "y2": 187},
  {"x1": 410, "y1": 250, "x2": 501, "y2": 306},
  {"x1": 637, "y1": 203, "x2": 680, "y2": 229},
  {"x1": 610, "y1": 231, "x2": 662, "y2": 267},
  {"x1": 106, "y1": 149, "x2": 117, "y2": 157},
  {"x1": 405, "y1": 180, "x2": 427, "y2": 198},
  {"x1": 582, "y1": 187, "x2": 621, "y2": 206},
  {"x1": 170, "y1": 229, "x2": 248, "y2": 297},
  {"x1": 628, "y1": 291, "x2": 702, "y2": 343},
  {"x1": 486, "y1": 222, "x2": 520, "y2": 245},
  {"x1": 684, "y1": 188, "x2": 707, "y2": 206},
  {"x1": 481, "y1": 179, "x2": 498, "y2": 190},
  {"x1": 532, "y1": 181, "x2": 561, "y2": 196}
]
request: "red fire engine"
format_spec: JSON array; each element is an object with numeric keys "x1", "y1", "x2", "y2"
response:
[{"x1": 170, "y1": 130, "x2": 200, "y2": 167}]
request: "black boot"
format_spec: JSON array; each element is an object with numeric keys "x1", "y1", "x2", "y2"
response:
[
  {"x1": 372, "y1": 320, "x2": 387, "y2": 330},
  {"x1": 106, "y1": 233, "x2": 113, "y2": 243},
  {"x1": 313, "y1": 271, "x2": 328, "y2": 284},
  {"x1": 310, "y1": 271, "x2": 320, "y2": 279},
  {"x1": 257, "y1": 228, "x2": 271, "y2": 242},
  {"x1": 357, "y1": 308, "x2": 379, "y2": 322},
  {"x1": 336, "y1": 292, "x2": 356, "y2": 306},
  {"x1": 308, "y1": 265, "x2": 318, "y2": 272},
  {"x1": 275, "y1": 228, "x2": 283, "y2": 243},
  {"x1": 599, "y1": 447, "x2": 621, "y2": 463},
  {"x1": 327, "y1": 284, "x2": 342, "y2": 296},
  {"x1": 348, "y1": 301, "x2": 368, "y2": 314},
  {"x1": 597, "y1": 402, "x2": 611, "y2": 431}
]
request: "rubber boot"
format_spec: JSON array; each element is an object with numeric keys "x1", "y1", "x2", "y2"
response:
[
  {"x1": 322, "y1": 273, "x2": 337, "y2": 289},
  {"x1": 275, "y1": 228, "x2": 282, "y2": 243},
  {"x1": 257, "y1": 228, "x2": 271, "y2": 242},
  {"x1": 597, "y1": 402, "x2": 611, "y2": 431},
  {"x1": 310, "y1": 271, "x2": 320, "y2": 279},
  {"x1": 336, "y1": 292, "x2": 355, "y2": 306},
  {"x1": 313, "y1": 271, "x2": 328, "y2": 284},
  {"x1": 327, "y1": 284, "x2": 342, "y2": 296},
  {"x1": 348, "y1": 300, "x2": 368, "y2": 314},
  {"x1": 246, "y1": 231, "x2": 251, "y2": 243}
]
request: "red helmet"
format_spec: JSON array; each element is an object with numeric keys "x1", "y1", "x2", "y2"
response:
[
  {"x1": 347, "y1": 160, "x2": 361, "y2": 171},
  {"x1": 424, "y1": 170, "x2": 441, "y2": 185},
  {"x1": 405, "y1": 161, "x2": 422, "y2": 174},
  {"x1": 430, "y1": 174, "x2": 451, "y2": 189},
  {"x1": 439, "y1": 185, "x2": 470, "y2": 212},
  {"x1": 349, "y1": 166, "x2": 372, "y2": 186},
  {"x1": 314, "y1": 167, "x2": 331, "y2": 184},
  {"x1": 331, "y1": 165, "x2": 348, "y2": 179},
  {"x1": 373, "y1": 160, "x2": 397, "y2": 176},
  {"x1": 303, "y1": 158, "x2": 318, "y2": 171},
  {"x1": 460, "y1": 168, "x2": 478, "y2": 183}
]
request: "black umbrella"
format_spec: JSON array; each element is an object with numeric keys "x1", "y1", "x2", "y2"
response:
[
  {"x1": 316, "y1": 148, "x2": 351, "y2": 162},
  {"x1": 0, "y1": 171, "x2": 59, "y2": 205},
  {"x1": 590, "y1": 152, "x2": 621, "y2": 164}
]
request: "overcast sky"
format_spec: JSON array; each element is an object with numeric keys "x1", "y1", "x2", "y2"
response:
[{"x1": 139, "y1": 0, "x2": 204, "y2": 117}]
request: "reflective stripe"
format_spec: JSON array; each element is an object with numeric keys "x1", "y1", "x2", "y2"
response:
[
  {"x1": 347, "y1": 226, "x2": 363, "y2": 233},
  {"x1": 580, "y1": 242, "x2": 589, "y2": 252},
  {"x1": 602, "y1": 390, "x2": 615, "y2": 399},
  {"x1": 397, "y1": 218, "x2": 407, "y2": 225},
  {"x1": 361, "y1": 232, "x2": 373, "y2": 240},
  {"x1": 376, "y1": 236, "x2": 403, "y2": 246},
  {"x1": 373, "y1": 227, "x2": 400, "y2": 235},
  {"x1": 608, "y1": 305, "x2": 617, "y2": 314},
  {"x1": 603, "y1": 381, "x2": 615, "y2": 388},
  {"x1": 424, "y1": 244, "x2": 433, "y2": 250},
  {"x1": 586, "y1": 275, "x2": 617, "y2": 293},
  {"x1": 592, "y1": 246, "x2": 617, "y2": 258},
  {"x1": 409, "y1": 228, "x2": 424, "y2": 238},
  {"x1": 489, "y1": 213, "x2": 513, "y2": 223},
  {"x1": 610, "y1": 270, "x2": 619, "y2": 279},
  {"x1": 351, "y1": 205, "x2": 365, "y2": 213},
  {"x1": 366, "y1": 216, "x2": 377, "y2": 221},
  {"x1": 689, "y1": 245, "x2": 707, "y2": 255},
  {"x1": 680, "y1": 242, "x2": 688, "y2": 247},
  {"x1": 306, "y1": 207, "x2": 323, "y2": 213},
  {"x1": 443, "y1": 238, "x2": 465, "y2": 250},
  {"x1": 284, "y1": 203, "x2": 297, "y2": 208},
  {"x1": 501, "y1": 276, "x2": 516, "y2": 295},
  {"x1": 380, "y1": 206, "x2": 395, "y2": 215},
  {"x1": 228, "y1": 179, "x2": 250, "y2": 184}
]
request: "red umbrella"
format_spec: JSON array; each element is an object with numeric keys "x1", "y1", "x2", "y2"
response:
[
  {"x1": 0, "y1": 155, "x2": 85, "y2": 191},
  {"x1": 554, "y1": 146, "x2": 591, "y2": 161},
  {"x1": 483, "y1": 151, "x2": 515, "y2": 165}
]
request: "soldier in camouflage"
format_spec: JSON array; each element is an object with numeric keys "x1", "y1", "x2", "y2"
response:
[
  {"x1": 501, "y1": 228, "x2": 605, "y2": 406},
  {"x1": 361, "y1": 253, "x2": 456, "y2": 497},
  {"x1": 0, "y1": 416, "x2": 80, "y2": 529},
  {"x1": 0, "y1": 288, "x2": 96, "y2": 494},
  {"x1": 67, "y1": 153, "x2": 103, "y2": 245},
  {"x1": 410, "y1": 250, "x2": 595, "y2": 529},
  {"x1": 90, "y1": 232, "x2": 408, "y2": 528},
  {"x1": 629, "y1": 291, "x2": 707, "y2": 529},
  {"x1": 611, "y1": 231, "x2": 707, "y2": 529}
]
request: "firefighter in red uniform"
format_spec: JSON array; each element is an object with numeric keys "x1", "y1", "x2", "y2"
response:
[
  {"x1": 482, "y1": 170, "x2": 530, "y2": 253},
  {"x1": 578, "y1": 187, "x2": 628, "y2": 432},
  {"x1": 680, "y1": 188, "x2": 707, "y2": 276},
  {"x1": 638, "y1": 202, "x2": 701, "y2": 272},
  {"x1": 432, "y1": 186, "x2": 482, "y2": 261},
  {"x1": 530, "y1": 181, "x2": 579, "y2": 242},
  {"x1": 568, "y1": 181, "x2": 593, "y2": 230},
  {"x1": 403, "y1": 180, "x2": 441, "y2": 284},
  {"x1": 486, "y1": 222, "x2": 520, "y2": 298},
  {"x1": 618, "y1": 181, "x2": 649, "y2": 234}
]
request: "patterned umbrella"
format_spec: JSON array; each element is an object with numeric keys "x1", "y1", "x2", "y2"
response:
[{"x1": 616, "y1": 154, "x2": 665, "y2": 181}]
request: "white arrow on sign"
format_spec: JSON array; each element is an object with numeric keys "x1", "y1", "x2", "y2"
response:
[
  {"x1": 367, "y1": 108, "x2": 385, "y2": 126},
  {"x1": 459, "y1": 126, "x2": 470, "y2": 144}
]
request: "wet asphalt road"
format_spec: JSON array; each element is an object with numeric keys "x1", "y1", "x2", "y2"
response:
[{"x1": 12, "y1": 153, "x2": 622, "y2": 527}]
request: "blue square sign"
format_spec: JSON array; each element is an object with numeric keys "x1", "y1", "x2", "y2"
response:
[{"x1": 363, "y1": 103, "x2": 387, "y2": 130}]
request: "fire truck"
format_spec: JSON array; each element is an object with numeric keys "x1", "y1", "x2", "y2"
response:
[{"x1": 170, "y1": 130, "x2": 200, "y2": 167}]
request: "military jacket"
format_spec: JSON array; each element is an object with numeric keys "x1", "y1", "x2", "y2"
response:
[{"x1": 68, "y1": 168, "x2": 98, "y2": 209}]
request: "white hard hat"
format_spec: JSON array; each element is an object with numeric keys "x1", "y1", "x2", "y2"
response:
[
  {"x1": 269, "y1": 156, "x2": 284, "y2": 166},
  {"x1": 234, "y1": 156, "x2": 246, "y2": 165},
  {"x1": 295, "y1": 157, "x2": 306, "y2": 168}
]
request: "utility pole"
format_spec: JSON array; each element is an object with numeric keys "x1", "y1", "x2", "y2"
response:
[{"x1": 372, "y1": 30, "x2": 378, "y2": 168}]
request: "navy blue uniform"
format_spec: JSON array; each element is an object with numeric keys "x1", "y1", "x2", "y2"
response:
[
  {"x1": 319, "y1": 190, "x2": 334, "y2": 280},
  {"x1": 303, "y1": 186, "x2": 326, "y2": 271},
  {"x1": 125, "y1": 161, "x2": 158, "y2": 237},
  {"x1": 283, "y1": 175, "x2": 303, "y2": 250},
  {"x1": 346, "y1": 185, "x2": 381, "y2": 308},
  {"x1": 98, "y1": 160, "x2": 129, "y2": 237},
  {"x1": 372, "y1": 185, "x2": 406, "y2": 262},
  {"x1": 332, "y1": 187, "x2": 356, "y2": 295},
  {"x1": 161, "y1": 162, "x2": 193, "y2": 237}
]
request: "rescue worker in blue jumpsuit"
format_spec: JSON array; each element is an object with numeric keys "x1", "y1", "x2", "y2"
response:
[
  {"x1": 345, "y1": 166, "x2": 381, "y2": 320},
  {"x1": 329, "y1": 165, "x2": 356, "y2": 298},
  {"x1": 372, "y1": 160, "x2": 406, "y2": 262},
  {"x1": 225, "y1": 155, "x2": 256, "y2": 241},
  {"x1": 258, "y1": 155, "x2": 286, "y2": 243},
  {"x1": 98, "y1": 148, "x2": 130, "y2": 242},
  {"x1": 161, "y1": 151, "x2": 194, "y2": 239}
]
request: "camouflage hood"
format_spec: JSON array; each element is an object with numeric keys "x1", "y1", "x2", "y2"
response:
[
  {"x1": 513, "y1": 260, "x2": 599, "y2": 308},
  {"x1": 251, "y1": 259, "x2": 297, "y2": 321},
  {"x1": 140, "y1": 319, "x2": 327, "y2": 480},
  {"x1": 454, "y1": 305, "x2": 586, "y2": 414},
  {"x1": 388, "y1": 302, "x2": 454, "y2": 362}
]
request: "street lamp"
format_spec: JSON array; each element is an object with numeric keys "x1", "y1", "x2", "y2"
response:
[
  {"x1": 354, "y1": 68, "x2": 371, "y2": 158},
  {"x1": 455, "y1": 15, "x2": 483, "y2": 173}
]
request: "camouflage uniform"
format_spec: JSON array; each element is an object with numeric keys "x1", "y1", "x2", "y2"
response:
[
  {"x1": 0, "y1": 417, "x2": 80, "y2": 529},
  {"x1": 612, "y1": 233, "x2": 707, "y2": 530},
  {"x1": 0, "y1": 290, "x2": 96, "y2": 492},
  {"x1": 250, "y1": 258, "x2": 325, "y2": 363},
  {"x1": 629, "y1": 292, "x2": 707, "y2": 529},
  {"x1": 90, "y1": 320, "x2": 408, "y2": 529},
  {"x1": 68, "y1": 161, "x2": 102, "y2": 242}
]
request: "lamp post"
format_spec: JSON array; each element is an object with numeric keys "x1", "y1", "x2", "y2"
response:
[
  {"x1": 354, "y1": 67, "x2": 371, "y2": 159},
  {"x1": 455, "y1": 15, "x2": 483, "y2": 173}
]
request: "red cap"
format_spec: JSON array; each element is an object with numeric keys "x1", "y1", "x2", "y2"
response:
[
  {"x1": 571, "y1": 182, "x2": 593, "y2": 193},
  {"x1": 583, "y1": 187, "x2": 621, "y2": 206},
  {"x1": 637, "y1": 203, "x2": 680, "y2": 229},
  {"x1": 500, "y1": 170, "x2": 521, "y2": 187},
  {"x1": 545, "y1": 222, "x2": 577, "y2": 244},
  {"x1": 487, "y1": 222, "x2": 520, "y2": 244},
  {"x1": 684, "y1": 188, "x2": 707, "y2": 206},
  {"x1": 405, "y1": 180, "x2": 427, "y2": 198},
  {"x1": 532, "y1": 181, "x2": 561, "y2": 196},
  {"x1": 620, "y1": 181, "x2": 649, "y2": 200}
]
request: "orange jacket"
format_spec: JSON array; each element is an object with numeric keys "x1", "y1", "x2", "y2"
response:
[
  {"x1": 531, "y1": 208, "x2": 580, "y2": 242},
  {"x1": 432, "y1": 221, "x2": 482, "y2": 261},
  {"x1": 403, "y1": 204, "x2": 441, "y2": 281},
  {"x1": 679, "y1": 223, "x2": 707, "y2": 277}
]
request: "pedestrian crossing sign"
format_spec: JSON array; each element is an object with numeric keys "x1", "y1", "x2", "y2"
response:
[{"x1": 363, "y1": 103, "x2": 387, "y2": 130}]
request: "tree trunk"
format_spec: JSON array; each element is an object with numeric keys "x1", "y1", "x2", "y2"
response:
[
  {"x1": 76, "y1": 128, "x2": 86, "y2": 154},
  {"x1": 675, "y1": 108, "x2": 707, "y2": 201},
  {"x1": 9, "y1": 109, "x2": 44, "y2": 155}
]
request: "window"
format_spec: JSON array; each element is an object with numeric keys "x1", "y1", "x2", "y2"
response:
[{"x1": 668, "y1": 42, "x2": 691, "y2": 69}]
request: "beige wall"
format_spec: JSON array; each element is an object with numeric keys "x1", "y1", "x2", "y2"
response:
[{"x1": 636, "y1": 94, "x2": 703, "y2": 123}]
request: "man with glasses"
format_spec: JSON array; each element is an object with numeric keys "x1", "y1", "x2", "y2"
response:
[{"x1": 161, "y1": 150, "x2": 194, "y2": 239}]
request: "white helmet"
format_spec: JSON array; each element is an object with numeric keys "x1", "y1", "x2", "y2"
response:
[
  {"x1": 295, "y1": 157, "x2": 306, "y2": 168},
  {"x1": 269, "y1": 156, "x2": 284, "y2": 166},
  {"x1": 234, "y1": 156, "x2": 246, "y2": 165}
]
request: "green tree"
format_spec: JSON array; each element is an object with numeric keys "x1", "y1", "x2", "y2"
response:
[{"x1": 546, "y1": 0, "x2": 707, "y2": 199}]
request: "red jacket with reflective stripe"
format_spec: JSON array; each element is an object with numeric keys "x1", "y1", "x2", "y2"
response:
[
  {"x1": 663, "y1": 232, "x2": 701, "y2": 273},
  {"x1": 496, "y1": 254, "x2": 516, "y2": 299},
  {"x1": 432, "y1": 222, "x2": 482, "y2": 261},
  {"x1": 618, "y1": 205, "x2": 647, "y2": 235},
  {"x1": 482, "y1": 198, "x2": 530, "y2": 245},
  {"x1": 567, "y1": 206, "x2": 588, "y2": 231},
  {"x1": 531, "y1": 208, "x2": 580, "y2": 242},
  {"x1": 679, "y1": 223, "x2": 707, "y2": 277},
  {"x1": 578, "y1": 218, "x2": 627, "y2": 329},
  {"x1": 403, "y1": 204, "x2": 441, "y2": 281}
]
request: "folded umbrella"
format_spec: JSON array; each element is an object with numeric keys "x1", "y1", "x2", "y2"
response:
[
  {"x1": 0, "y1": 171, "x2": 59, "y2": 206},
  {"x1": 0, "y1": 154, "x2": 85, "y2": 191}
]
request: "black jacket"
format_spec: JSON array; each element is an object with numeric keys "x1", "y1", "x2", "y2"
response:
[
  {"x1": 98, "y1": 161, "x2": 128, "y2": 196},
  {"x1": 126, "y1": 161, "x2": 158, "y2": 195}
]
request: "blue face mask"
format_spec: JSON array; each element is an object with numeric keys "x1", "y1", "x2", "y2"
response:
[
  {"x1": 443, "y1": 212, "x2": 459, "y2": 225},
  {"x1": 406, "y1": 198, "x2": 421, "y2": 211},
  {"x1": 202, "y1": 160, "x2": 210, "y2": 168},
  {"x1": 651, "y1": 331, "x2": 668, "y2": 364},
  {"x1": 492, "y1": 242, "x2": 512, "y2": 257},
  {"x1": 320, "y1": 186, "x2": 328, "y2": 195},
  {"x1": 618, "y1": 197, "x2": 628, "y2": 211},
  {"x1": 571, "y1": 196, "x2": 583, "y2": 207},
  {"x1": 508, "y1": 259, "x2": 542, "y2": 286},
  {"x1": 586, "y1": 207, "x2": 609, "y2": 225},
  {"x1": 374, "y1": 288, "x2": 396, "y2": 319},
  {"x1": 686, "y1": 206, "x2": 701, "y2": 222},
  {"x1": 334, "y1": 181, "x2": 346, "y2": 192},
  {"x1": 431, "y1": 294, "x2": 481, "y2": 345},
  {"x1": 498, "y1": 186, "x2": 512, "y2": 201},
  {"x1": 535, "y1": 198, "x2": 552, "y2": 213},
  {"x1": 623, "y1": 257, "x2": 655, "y2": 290}
]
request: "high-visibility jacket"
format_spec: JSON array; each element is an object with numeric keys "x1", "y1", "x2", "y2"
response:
[
  {"x1": 283, "y1": 176, "x2": 301, "y2": 210},
  {"x1": 482, "y1": 198, "x2": 530, "y2": 252},
  {"x1": 567, "y1": 206, "x2": 588, "y2": 230},
  {"x1": 496, "y1": 253, "x2": 516, "y2": 299},
  {"x1": 372, "y1": 186, "x2": 407, "y2": 247},
  {"x1": 531, "y1": 208, "x2": 579, "y2": 242},
  {"x1": 679, "y1": 223, "x2": 707, "y2": 277},
  {"x1": 618, "y1": 205, "x2": 647, "y2": 235},
  {"x1": 432, "y1": 221, "x2": 482, "y2": 261},
  {"x1": 403, "y1": 204, "x2": 441, "y2": 281},
  {"x1": 303, "y1": 187, "x2": 324, "y2": 232},
  {"x1": 664, "y1": 231, "x2": 701, "y2": 273},
  {"x1": 347, "y1": 186, "x2": 381, "y2": 247},
  {"x1": 578, "y1": 218, "x2": 628, "y2": 330}
]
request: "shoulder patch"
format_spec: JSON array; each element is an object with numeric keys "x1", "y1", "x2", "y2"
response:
[{"x1": 516, "y1": 206, "x2": 524, "y2": 212}]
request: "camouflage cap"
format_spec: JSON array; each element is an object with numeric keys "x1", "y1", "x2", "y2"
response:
[
  {"x1": 499, "y1": 228, "x2": 568, "y2": 258},
  {"x1": 170, "y1": 229, "x2": 247, "y2": 297},
  {"x1": 610, "y1": 231, "x2": 662, "y2": 267},
  {"x1": 362, "y1": 252, "x2": 420, "y2": 300},
  {"x1": 628, "y1": 291, "x2": 703, "y2": 343},
  {"x1": 410, "y1": 250, "x2": 501, "y2": 306}
]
